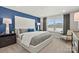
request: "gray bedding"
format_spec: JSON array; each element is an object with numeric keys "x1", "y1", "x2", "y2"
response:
[{"x1": 30, "y1": 32, "x2": 51, "y2": 46}]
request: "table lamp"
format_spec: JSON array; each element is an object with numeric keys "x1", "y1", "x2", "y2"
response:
[
  {"x1": 37, "y1": 22, "x2": 40, "y2": 31},
  {"x1": 3, "y1": 17, "x2": 12, "y2": 34}
]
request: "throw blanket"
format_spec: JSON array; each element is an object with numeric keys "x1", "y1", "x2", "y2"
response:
[
  {"x1": 21, "y1": 31, "x2": 47, "y2": 47},
  {"x1": 30, "y1": 32, "x2": 51, "y2": 46}
]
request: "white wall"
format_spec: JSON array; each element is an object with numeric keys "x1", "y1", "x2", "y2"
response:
[
  {"x1": 15, "y1": 16, "x2": 35, "y2": 29},
  {"x1": 70, "y1": 12, "x2": 78, "y2": 31}
]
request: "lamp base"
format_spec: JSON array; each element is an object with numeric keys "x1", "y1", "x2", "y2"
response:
[{"x1": 6, "y1": 25, "x2": 9, "y2": 34}]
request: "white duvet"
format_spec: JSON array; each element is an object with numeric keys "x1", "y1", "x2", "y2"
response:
[{"x1": 21, "y1": 31, "x2": 46, "y2": 47}]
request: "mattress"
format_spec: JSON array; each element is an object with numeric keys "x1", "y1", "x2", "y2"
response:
[{"x1": 30, "y1": 32, "x2": 51, "y2": 46}]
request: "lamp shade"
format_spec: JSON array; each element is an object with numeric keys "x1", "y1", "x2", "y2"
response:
[
  {"x1": 3, "y1": 17, "x2": 12, "y2": 24},
  {"x1": 37, "y1": 23, "x2": 40, "y2": 25},
  {"x1": 74, "y1": 12, "x2": 79, "y2": 22}
]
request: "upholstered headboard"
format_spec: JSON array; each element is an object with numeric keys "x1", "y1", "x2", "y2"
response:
[{"x1": 15, "y1": 16, "x2": 35, "y2": 30}]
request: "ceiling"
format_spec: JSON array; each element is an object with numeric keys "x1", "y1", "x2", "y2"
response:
[{"x1": 5, "y1": 6, "x2": 79, "y2": 17}]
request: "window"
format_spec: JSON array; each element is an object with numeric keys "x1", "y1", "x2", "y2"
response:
[{"x1": 47, "y1": 15, "x2": 63, "y2": 33}]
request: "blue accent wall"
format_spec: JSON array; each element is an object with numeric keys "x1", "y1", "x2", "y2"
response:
[{"x1": 0, "y1": 6, "x2": 40, "y2": 33}]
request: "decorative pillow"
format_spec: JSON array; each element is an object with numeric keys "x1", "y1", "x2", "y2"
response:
[
  {"x1": 19, "y1": 29, "x2": 27, "y2": 34},
  {"x1": 27, "y1": 28, "x2": 34, "y2": 32}
]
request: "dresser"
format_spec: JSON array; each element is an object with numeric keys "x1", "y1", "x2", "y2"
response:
[
  {"x1": 72, "y1": 31, "x2": 79, "y2": 53},
  {"x1": 0, "y1": 33, "x2": 16, "y2": 48}
]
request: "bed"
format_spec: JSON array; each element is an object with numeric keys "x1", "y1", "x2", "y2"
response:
[{"x1": 17, "y1": 31, "x2": 52, "y2": 53}]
